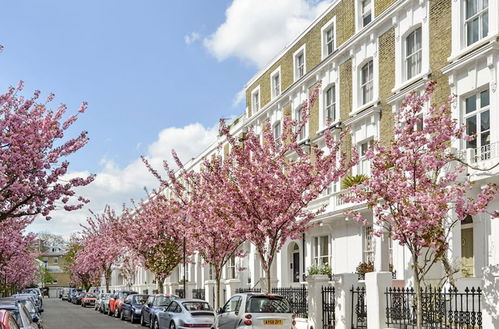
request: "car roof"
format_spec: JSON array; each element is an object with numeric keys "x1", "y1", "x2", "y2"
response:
[
  {"x1": 175, "y1": 299, "x2": 210, "y2": 303},
  {"x1": 0, "y1": 304, "x2": 18, "y2": 310}
]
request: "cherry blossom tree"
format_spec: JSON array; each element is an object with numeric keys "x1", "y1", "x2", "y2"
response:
[
  {"x1": 0, "y1": 81, "x2": 94, "y2": 223},
  {"x1": 78, "y1": 207, "x2": 124, "y2": 292},
  {"x1": 0, "y1": 220, "x2": 38, "y2": 295},
  {"x1": 215, "y1": 84, "x2": 355, "y2": 292},
  {"x1": 119, "y1": 194, "x2": 187, "y2": 293},
  {"x1": 345, "y1": 81, "x2": 498, "y2": 329}
]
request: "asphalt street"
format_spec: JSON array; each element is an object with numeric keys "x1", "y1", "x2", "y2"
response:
[{"x1": 42, "y1": 298, "x2": 142, "y2": 329}]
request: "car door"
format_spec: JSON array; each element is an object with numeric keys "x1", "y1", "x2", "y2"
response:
[
  {"x1": 217, "y1": 296, "x2": 242, "y2": 329},
  {"x1": 160, "y1": 301, "x2": 177, "y2": 328},
  {"x1": 123, "y1": 296, "x2": 132, "y2": 319},
  {"x1": 143, "y1": 296, "x2": 154, "y2": 323}
]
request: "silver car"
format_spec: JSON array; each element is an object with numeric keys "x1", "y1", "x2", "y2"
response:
[
  {"x1": 156, "y1": 299, "x2": 214, "y2": 329},
  {"x1": 213, "y1": 293, "x2": 295, "y2": 329}
]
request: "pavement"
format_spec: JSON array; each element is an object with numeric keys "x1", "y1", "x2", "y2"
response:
[{"x1": 41, "y1": 298, "x2": 142, "y2": 329}]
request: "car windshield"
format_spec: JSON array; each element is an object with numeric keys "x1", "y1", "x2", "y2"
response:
[
  {"x1": 155, "y1": 296, "x2": 173, "y2": 306},
  {"x1": 18, "y1": 300, "x2": 36, "y2": 314},
  {"x1": 8, "y1": 309, "x2": 21, "y2": 324},
  {"x1": 246, "y1": 296, "x2": 291, "y2": 313},
  {"x1": 133, "y1": 295, "x2": 148, "y2": 304},
  {"x1": 182, "y1": 302, "x2": 212, "y2": 312}
]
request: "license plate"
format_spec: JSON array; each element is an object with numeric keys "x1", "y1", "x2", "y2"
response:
[{"x1": 264, "y1": 320, "x2": 283, "y2": 325}]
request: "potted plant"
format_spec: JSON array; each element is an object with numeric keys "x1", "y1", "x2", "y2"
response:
[{"x1": 356, "y1": 261, "x2": 374, "y2": 280}]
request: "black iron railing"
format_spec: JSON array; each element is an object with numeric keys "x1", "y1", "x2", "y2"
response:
[
  {"x1": 385, "y1": 286, "x2": 482, "y2": 328},
  {"x1": 321, "y1": 286, "x2": 335, "y2": 329},
  {"x1": 351, "y1": 286, "x2": 367, "y2": 329},
  {"x1": 175, "y1": 288, "x2": 185, "y2": 298},
  {"x1": 192, "y1": 288, "x2": 205, "y2": 300},
  {"x1": 272, "y1": 286, "x2": 308, "y2": 318}
]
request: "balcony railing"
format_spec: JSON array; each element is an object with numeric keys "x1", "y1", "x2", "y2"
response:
[{"x1": 466, "y1": 142, "x2": 499, "y2": 163}]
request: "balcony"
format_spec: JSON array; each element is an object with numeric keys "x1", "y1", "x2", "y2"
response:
[{"x1": 462, "y1": 141, "x2": 499, "y2": 180}]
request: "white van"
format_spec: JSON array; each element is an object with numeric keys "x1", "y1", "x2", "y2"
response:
[{"x1": 61, "y1": 287, "x2": 71, "y2": 300}]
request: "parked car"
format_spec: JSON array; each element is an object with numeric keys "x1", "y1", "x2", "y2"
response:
[
  {"x1": 0, "y1": 301, "x2": 40, "y2": 329},
  {"x1": 95, "y1": 293, "x2": 110, "y2": 312},
  {"x1": 0, "y1": 309, "x2": 20, "y2": 329},
  {"x1": 156, "y1": 299, "x2": 214, "y2": 329},
  {"x1": 120, "y1": 294, "x2": 148, "y2": 323},
  {"x1": 0, "y1": 297, "x2": 42, "y2": 327},
  {"x1": 81, "y1": 293, "x2": 97, "y2": 308},
  {"x1": 68, "y1": 289, "x2": 80, "y2": 303},
  {"x1": 20, "y1": 289, "x2": 42, "y2": 308},
  {"x1": 213, "y1": 293, "x2": 294, "y2": 329},
  {"x1": 110, "y1": 290, "x2": 137, "y2": 318},
  {"x1": 98, "y1": 294, "x2": 112, "y2": 313},
  {"x1": 73, "y1": 291, "x2": 87, "y2": 305},
  {"x1": 61, "y1": 288, "x2": 71, "y2": 301},
  {"x1": 10, "y1": 295, "x2": 42, "y2": 314},
  {"x1": 141, "y1": 294, "x2": 178, "y2": 328}
]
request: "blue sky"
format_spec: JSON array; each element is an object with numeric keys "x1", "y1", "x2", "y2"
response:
[{"x1": 0, "y1": 0, "x2": 331, "y2": 237}]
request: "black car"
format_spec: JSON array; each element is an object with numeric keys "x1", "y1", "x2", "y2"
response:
[
  {"x1": 0, "y1": 297, "x2": 43, "y2": 327},
  {"x1": 120, "y1": 294, "x2": 148, "y2": 323}
]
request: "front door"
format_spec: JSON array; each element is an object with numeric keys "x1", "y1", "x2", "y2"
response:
[
  {"x1": 292, "y1": 252, "x2": 300, "y2": 282},
  {"x1": 461, "y1": 228, "x2": 474, "y2": 277}
]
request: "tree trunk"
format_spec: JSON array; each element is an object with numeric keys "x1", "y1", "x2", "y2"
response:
[
  {"x1": 412, "y1": 253, "x2": 423, "y2": 329},
  {"x1": 104, "y1": 267, "x2": 111, "y2": 293},
  {"x1": 157, "y1": 275, "x2": 164, "y2": 293},
  {"x1": 215, "y1": 272, "x2": 221, "y2": 310},
  {"x1": 265, "y1": 268, "x2": 271, "y2": 294}
]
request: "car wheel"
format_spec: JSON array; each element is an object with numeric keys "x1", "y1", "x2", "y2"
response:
[
  {"x1": 131, "y1": 314, "x2": 136, "y2": 324},
  {"x1": 153, "y1": 318, "x2": 160, "y2": 329},
  {"x1": 108, "y1": 307, "x2": 112, "y2": 316},
  {"x1": 121, "y1": 310, "x2": 125, "y2": 321},
  {"x1": 114, "y1": 308, "x2": 119, "y2": 318},
  {"x1": 141, "y1": 314, "x2": 146, "y2": 326},
  {"x1": 170, "y1": 321, "x2": 176, "y2": 329}
]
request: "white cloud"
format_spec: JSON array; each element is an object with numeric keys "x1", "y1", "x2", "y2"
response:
[
  {"x1": 204, "y1": 0, "x2": 331, "y2": 68},
  {"x1": 232, "y1": 89, "x2": 245, "y2": 107},
  {"x1": 184, "y1": 32, "x2": 201, "y2": 45},
  {"x1": 28, "y1": 123, "x2": 218, "y2": 238}
]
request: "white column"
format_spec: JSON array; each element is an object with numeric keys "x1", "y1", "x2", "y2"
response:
[
  {"x1": 333, "y1": 273, "x2": 358, "y2": 329},
  {"x1": 224, "y1": 279, "x2": 241, "y2": 299},
  {"x1": 365, "y1": 272, "x2": 392, "y2": 329},
  {"x1": 374, "y1": 229, "x2": 390, "y2": 272},
  {"x1": 205, "y1": 280, "x2": 216, "y2": 308},
  {"x1": 306, "y1": 275, "x2": 330, "y2": 329}
]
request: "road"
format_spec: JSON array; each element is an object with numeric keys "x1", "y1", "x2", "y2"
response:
[{"x1": 42, "y1": 298, "x2": 142, "y2": 329}]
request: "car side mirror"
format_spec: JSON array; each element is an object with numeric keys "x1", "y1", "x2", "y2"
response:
[
  {"x1": 148, "y1": 303, "x2": 153, "y2": 307},
  {"x1": 217, "y1": 308, "x2": 224, "y2": 314},
  {"x1": 32, "y1": 316, "x2": 39, "y2": 323},
  {"x1": 39, "y1": 309, "x2": 44, "y2": 313}
]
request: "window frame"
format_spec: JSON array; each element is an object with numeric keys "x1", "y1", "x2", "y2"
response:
[
  {"x1": 294, "y1": 105, "x2": 307, "y2": 141},
  {"x1": 360, "y1": 60, "x2": 374, "y2": 106},
  {"x1": 404, "y1": 27, "x2": 422, "y2": 81},
  {"x1": 293, "y1": 45, "x2": 307, "y2": 81},
  {"x1": 270, "y1": 67, "x2": 281, "y2": 100},
  {"x1": 313, "y1": 235, "x2": 330, "y2": 266},
  {"x1": 272, "y1": 120, "x2": 282, "y2": 143},
  {"x1": 363, "y1": 226, "x2": 375, "y2": 264},
  {"x1": 323, "y1": 84, "x2": 337, "y2": 126},
  {"x1": 464, "y1": 0, "x2": 489, "y2": 46},
  {"x1": 321, "y1": 17, "x2": 336, "y2": 60},
  {"x1": 462, "y1": 87, "x2": 490, "y2": 161},
  {"x1": 358, "y1": 0, "x2": 373, "y2": 29},
  {"x1": 251, "y1": 86, "x2": 261, "y2": 114}
]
